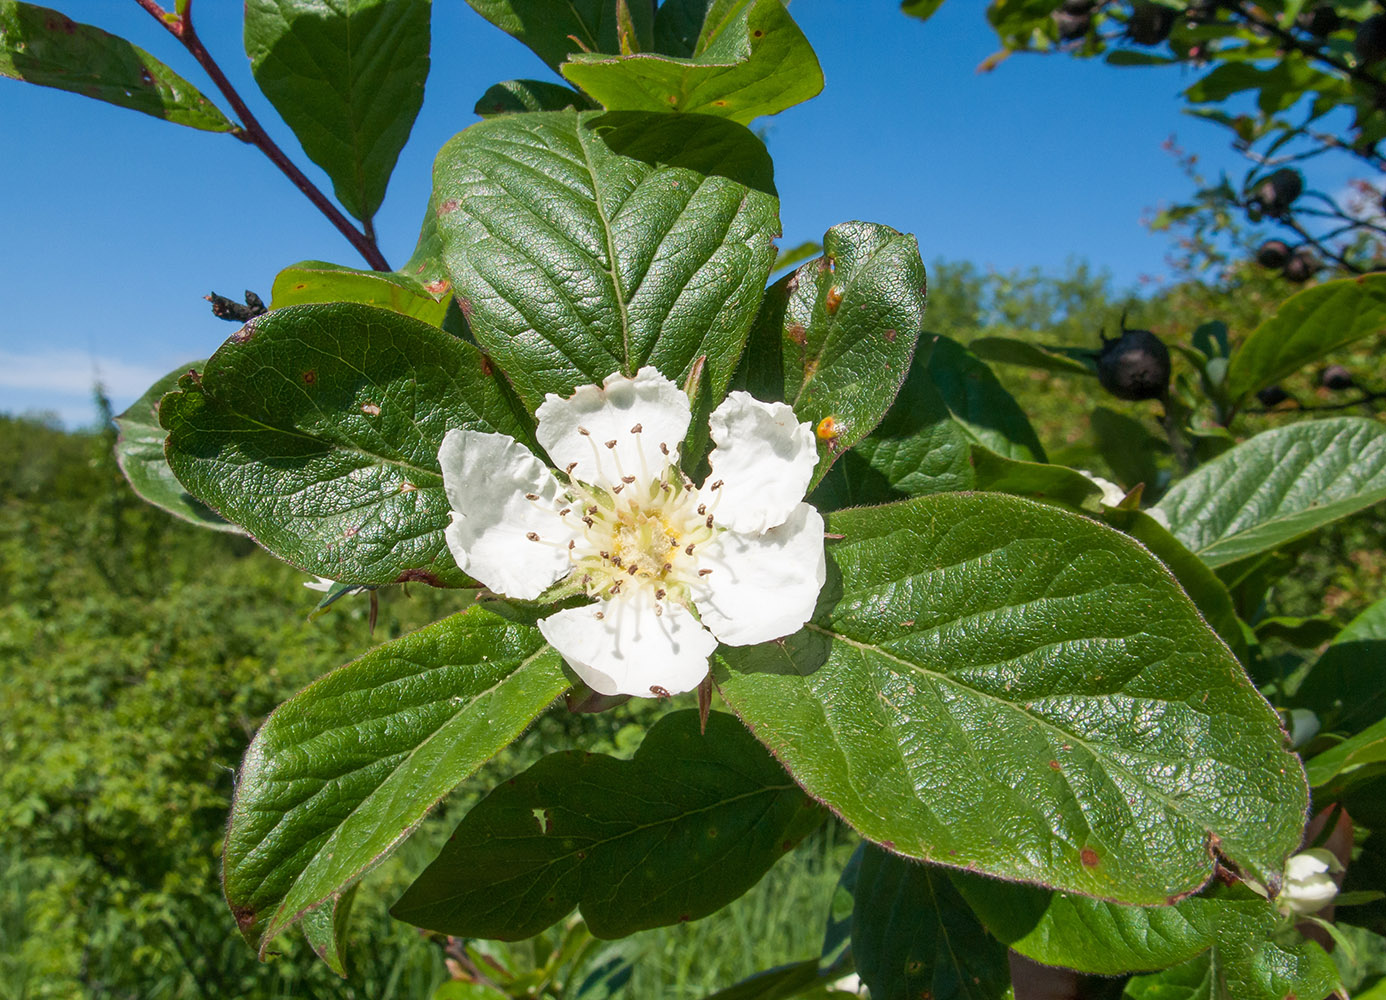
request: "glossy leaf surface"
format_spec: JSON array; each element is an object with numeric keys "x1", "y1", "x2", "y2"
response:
[
  {"x1": 717, "y1": 493, "x2": 1306, "y2": 902},
  {"x1": 244, "y1": 0, "x2": 431, "y2": 221},
  {"x1": 465, "y1": 0, "x2": 652, "y2": 73},
  {"x1": 114, "y1": 362, "x2": 242, "y2": 534},
  {"x1": 0, "y1": 2, "x2": 232, "y2": 131},
  {"x1": 223, "y1": 604, "x2": 569, "y2": 952},
  {"x1": 851, "y1": 847, "x2": 1008, "y2": 1000},
  {"x1": 1225, "y1": 275, "x2": 1386, "y2": 404},
  {"x1": 745, "y1": 222, "x2": 926, "y2": 488},
  {"x1": 391, "y1": 710, "x2": 823, "y2": 939},
  {"x1": 432, "y1": 110, "x2": 778, "y2": 412},
  {"x1": 474, "y1": 78, "x2": 593, "y2": 116},
  {"x1": 967, "y1": 335, "x2": 1098, "y2": 376},
  {"x1": 162, "y1": 303, "x2": 529, "y2": 586},
  {"x1": 562, "y1": 0, "x2": 823, "y2": 124},
  {"x1": 1305, "y1": 716, "x2": 1386, "y2": 787},
  {"x1": 1153, "y1": 418, "x2": 1386, "y2": 568}
]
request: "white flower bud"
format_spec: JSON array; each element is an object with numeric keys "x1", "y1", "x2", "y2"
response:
[{"x1": 1277, "y1": 848, "x2": 1343, "y2": 916}]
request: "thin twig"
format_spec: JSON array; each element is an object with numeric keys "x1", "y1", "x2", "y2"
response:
[
  {"x1": 1233, "y1": 1, "x2": 1386, "y2": 114},
  {"x1": 132, "y1": 0, "x2": 389, "y2": 270},
  {"x1": 1247, "y1": 389, "x2": 1386, "y2": 414}
]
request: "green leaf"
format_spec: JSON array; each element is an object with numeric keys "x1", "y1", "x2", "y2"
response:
[
  {"x1": 809, "y1": 336, "x2": 1043, "y2": 509},
  {"x1": 1224, "y1": 276, "x2": 1386, "y2": 405},
  {"x1": 299, "y1": 884, "x2": 356, "y2": 977},
  {"x1": 270, "y1": 260, "x2": 451, "y2": 327},
  {"x1": 0, "y1": 2, "x2": 232, "y2": 131},
  {"x1": 1153, "y1": 418, "x2": 1386, "y2": 568},
  {"x1": 967, "y1": 336, "x2": 1099, "y2": 376},
  {"x1": 1296, "y1": 595, "x2": 1386, "y2": 735},
  {"x1": 432, "y1": 110, "x2": 778, "y2": 413},
  {"x1": 562, "y1": 0, "x2": 824, "y2": 124},
  {"x1": 161, "y1": 302, "x2": 530, "y2": 587},
  {"x1": 717, "y1": 493, "x2": 1307, "y2": 902},
  {"x1": 851, "y1": 847, "x2": 1009, "y2": 1000},
  {"x1": 474, "y1": 79, "x2": 595, "y2": 117},
  {"x1": 1099, "y1": 506, "x2": 1248, "y2": 663},
  {"x1": 1305, "y1": 716, "x2": 1386, "y2": 787},
  {"x1": 743, "y1": 222, "x2": 926, "y2": 488},
  {"x1": 391, "y1": 710, "x2": 824, "y2": 939},
  {"x1": 223, "y1": 603, "x2": 569, "y2": 953},
  {"x1": 701, "y1": 960, "x2": 823, "y2": 1000},
  {"x1": 968, "y1": 447, "x2": 1104, "y2": 510},
  {"x1": 244, "y1": 0, "x2": 431, "y2": 222},
  {"x1": 900, "y1": 0, "x2": 947, "y2": 22},
  {"x1": 465, "y1": 0, "x2": 652, "y2": 74},
  {"x1": 114, "y1": 362, "x2": 243, "y2": 534},
  {"x1": 1125, "y1": 934, "x2": 1339, "y2": 1000}
]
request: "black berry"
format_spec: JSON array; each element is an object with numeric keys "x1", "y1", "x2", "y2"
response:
[
  {"x1": 1097, "y1": 328, "x2": 1171, "y2": 401},
  {"x1": 1253, "y1": 168, "x2": 1304, "y2": 217},
  {"x1": 1298, "y1": 5, "x2": 1341, "y2": 36},
  {"x1": 1054, "y1": 9, "x2": 1092, "y2": 39},
  {"x1": 1257, "y1": 385, "x2": 1290, "y2": 407},
  {"x1": 1283, "y1": 247, "x2": 1319, "y2": 283},
  {"x1": 1357, "y1": 15, "x2": 1386, "y2": 65},
  {"x1": 1321, "y1": 364, "x2": 1354, "y2": 390},
  {"x1": 1127, "y1": 1, "x2": 1175, "y2": 44},
  {"x1": 1256, "y1": 239, "x2": 1291, "y2": 269}
]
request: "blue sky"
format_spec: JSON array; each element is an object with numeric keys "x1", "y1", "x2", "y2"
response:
[{"x1": 0, "y1": 1, "x2": 1282, "y2": 426}]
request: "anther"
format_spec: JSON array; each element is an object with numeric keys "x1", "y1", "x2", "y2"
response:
[
  {"x1": 711, "y1": 479, "x2": 724, "y2": 490},
  {"x1": 627, "y1": 565, "x2": 638, "y2": 576},
  {"x1": 655, "y1": 605, "x2": 664, "y2": 617},
  {"x1": 587, "y1": 506, "x2": 597, "y2": 515},
  {"x1": 578, "y1": 426, "x2": 591, "y2": 436},
  {"x1": 706, "y1": 515, "x2": 714, "y2": 527},
  {"x1": 605, "y1": 439, "x2": 617, "y2": 449},
  {"x1": 582, "y1": 516, "x2": 594, "y2": 527},
  {"x1": 526, "y1": 532, "x2": 540, "y2": 541},
  {"x1": 568, "y1": 540, "x2": 575, "y2": 549},
  {"x1": 600, "y1": 550, "x2": 610, "y2": 559},
  {"x1": 595, "y1": 611, "x2": 605, "y2": 620},
  {"x1": 566, "y1": 462, "x2": 578, "y2": 474},
  {"x1": 611, "y1": 580, "x2": 623, "y2": 593},
  {"x1": 611, "y1": 555, "x2": 622, "y2": 567},
  {"x1": 697, "y1": 504, "x2": 707, "y2": 515},
  {"x1": 699, "y1": 568, "x2": 713, "y2": 576},
  {"x1": 655, "y1": 588, "x2": 666, "y2": 599},
  {"x1": 631, "y1": 423, "x2": 643, "y2": 433},
  {"x1": 559, "y1": 508, "x2": 571, "y2": 516},
  {"x1": 685, "y1": 543, "x2": 695, "y2": 555},
  {"x1": 659, "y1": 442, "x2": 670, "y2": 455},
  {"x1": 613, "y1": 484, "x2": 624, "y2": 494},
  {"x1": 662, "y1": 562, "x2": 672, "y2": 573},
  {"x1": 622, "y1": 475, "x2": 635, "y2": 484}
]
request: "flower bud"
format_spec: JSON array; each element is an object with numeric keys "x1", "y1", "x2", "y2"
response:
[{"x1": 1277, "y1": 848, "x2": 1342, "y2": 917}]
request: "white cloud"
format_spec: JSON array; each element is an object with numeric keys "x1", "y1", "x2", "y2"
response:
[{"x1": 0, "y1": 349, "x2": 173, "y2": 398}]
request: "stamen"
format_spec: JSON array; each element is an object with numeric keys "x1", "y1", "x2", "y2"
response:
[
  {"x1": 706, "y1": 515, "x2": 714, "y2": 527},
  {"x1": 685, "y1": 544, "x2": 696, "y2": 555},
  {"x1": 631, "y1": 423, "x2": 642, "y2": 434},
  {"x1": 604, "y1": 439, "x2": 618, "y2": 449},
  {"x1": 697, "y1": 504, "x2": 707, "y2": 515},
  {"x1": 655, "y1": 605, "x2": 664, "y2": 617},
  {"x1": 622, "y1": 475, "x2": 636, "y2": 484},
  {"x1": 566, "y1": 462, "x2": 578, "y2": 474},
  {"x1": 699, "y1": 569, "x2": 713, "y2": 576},
  {"x1": 526, "y1": 532, "x2": 540, "y2": 541},
  {"x1": 655, "y1": 588, "x2": 666, "y2": 599},
  {"x1": 595, "y1": 611, "x2": 605, "y2": 620},
  {"x1": 525, "y1": 493, "x2": 539, "y2": 500},
  {"x1": 578, "y1": 426, "x2": 591, "y2": 436},
  {"x1": 711, "y1": 480, "x2": 724, "y2": 490},
  {"x1": 660, "y1": 442, "x2": 669, "y2": 455},
  {"x1": 559, "y1": 508, "x2": 571, "y2": 516},
  {"x1": 662, "y1": 562, "x2": 672, "y2": 572},
  {"x1": 627, "y1": 565, "x2": 638, "y2": 576}
]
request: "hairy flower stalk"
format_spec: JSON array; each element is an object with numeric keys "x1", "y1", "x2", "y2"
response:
[{"x1": 439, "y1": 368, "x2": 827, "y2": 698}]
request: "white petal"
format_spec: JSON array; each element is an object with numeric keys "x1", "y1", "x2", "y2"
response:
[
  {"x1": 538, "y1": 590, "x2": 717, "y2": 697},
  {"x1": 704, "y1": 392, "x2": 817, "y2": 533},
  {"x1": 439, "y1": 428, "x2": 574, "y2": 600},
  {"x1": 691, "y1": 502, "x2": 826, "y2": 646},
  {"x1": 536, "y1": 367, "x2": 690, "y2": 487}
]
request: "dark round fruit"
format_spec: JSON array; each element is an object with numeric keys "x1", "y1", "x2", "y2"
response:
[
  {"x1": 1254, "y1": 168, "x2": 1304, "y2": 217},
  {"x1": 1356, "y1": 14, "x2": 1386, "y2": 65},
  {"x1": 1097, "y1": 328, "x2": 1172, "y2": 401},
  {"x1": 1283, "y1": 247, "x2": 1319, "y2": 282},
  {"x1": 1127, "y1": 1, "x2": 1175, "y2": 44},
  {"x1": 1256, "y1": 239, "x2": 1292, "y2": 269},
  {"x1": 1054, "y1": 9, "x2": 1092, "y2": 39},
  {"x1": 1187, "y1": 0, "x2": 1221, "y2": 25},
  {"x1": 1060, "y1": 0, "x2": 1096, "y2": 11},
  {"x1": 1298, "y1": 5, "x2": 1341, "y2": 36},
  {"x1": 1257, "y1": 385, "x2": 1290, "y2": 407},
  {"x1": 1321, "y1": 364, "x2": 1355, "y2": 390}
]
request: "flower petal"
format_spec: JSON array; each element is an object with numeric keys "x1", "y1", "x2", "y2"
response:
[
  {"x1": 691, "y1": 502, "x2": 826, "y2": 646},
  {"x1": 538, "y1": 591, "x2": 717, "y2": 697},
  {"x1": 536, "y1": 367, "x2": 690, "y2": 487},
  {"x1": 704, "y1": 392, "x2": 817, "y2": 533},
  {"x1": 439, "y1": 428, "x2": 573, "y2": 600}
]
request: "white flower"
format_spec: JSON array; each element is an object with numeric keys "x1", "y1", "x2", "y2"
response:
[
  {"x1": 303, "y1": 575, "x2": 335, "y2": 592},
  {"x1": 1278, "y1": 848, "x2": 1343, "y2": 916},
  {"x1": 438, "y1": 368, "x2": 826, "y2": 698},
  {"x1": 1077, "y1": 469, "x2": 1127, "y2": 508}
]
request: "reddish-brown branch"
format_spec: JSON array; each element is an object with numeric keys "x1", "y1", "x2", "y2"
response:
[{"x1": 132, "y1": 0, "x2": 390, "y2": 270}]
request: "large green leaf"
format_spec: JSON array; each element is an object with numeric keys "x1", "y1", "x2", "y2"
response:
[
  {"x1": 391, "y1": 710, "x2": 823, "y2": 939},
  {"x1": 1296, "y1": 595, "x2": 1386, "y2": 736},
  {"x1": 474, "y1": 78, "x2": 594, "y2": 117},
  {"x1": 809, "y1": 335, "x2": 1043, "y2": 509},
  {"x1": 464, "y1": 0, "x2": 652, "y2": 74},
  {"x1": 0, "y1": 2, "x2": 232, "y2": 131},
  {"x1": 161, "y1": 302, "x2": 529, "y2": 587},
  {"x1": 1153, "y1": 418, "x2": 1386, "y2": 569},
  {"x1": 114, "y1": 362, "x2": 242, "y2": 534},
  {"x1": 967, "y1": 335, "x2": 1099, "y2": 376},
  {"x1": 717, "y1": 493, "x2": 1306, "y2": 902},
  {"x1": 744, "y1": 222, "x2": 926, "y2": 488},
  {"x1": 223, "y1": 603, "x2": 569, "y2": 953},
  {"x1": 851, "y1": 847, "x2": 1008, "y2": 1000},
  {"x1": 431, "y1": 110, "x2": 778, "y2": 413},
  {"x1": 244, "y1": 0, "x2": 431, "y2": 222},
  {"x1": 270, "y1": 260, "x2": 450, "y2": 327},
  {"x1": 1305, "y1": 715, "x2": 1386, "y2": 787},
  {"x1": 1224, "y1": 276, "x2": 1386, "y2": 405},
  {"x1": 1124, "y1": 933, "x2": 1339, "y2": 1000},
  {"x1": 562, "y1": 0, "x2": 823, "y2": 124}
]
